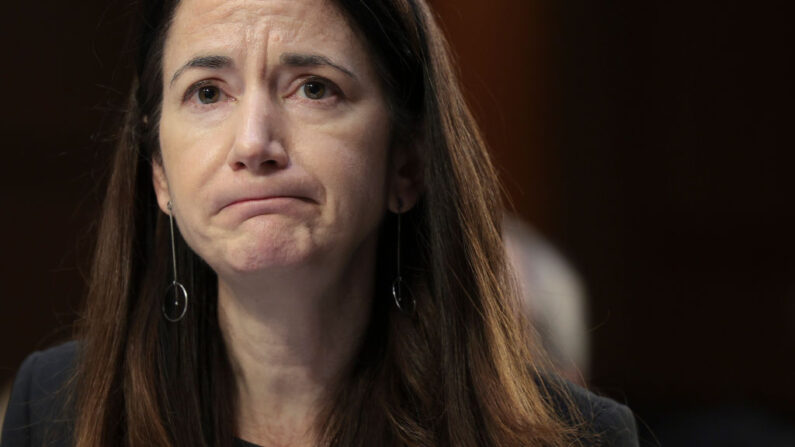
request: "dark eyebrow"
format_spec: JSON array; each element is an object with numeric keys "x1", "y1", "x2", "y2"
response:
[
  {"x1": 169, "y1": 55, "x2": 234, "y2": 87},
  {"x1": 279, "y1": 53, "x2": 357, "y2": 79}
]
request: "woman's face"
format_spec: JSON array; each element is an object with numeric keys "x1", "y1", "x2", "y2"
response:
[{"x1": 154, "y1": 0, "x2": 401, "y2": 278}]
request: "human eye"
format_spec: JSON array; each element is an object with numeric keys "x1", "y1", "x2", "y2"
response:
[
  {"x1": 295, "y1": 77, "x2": 342, "y2": 102},
  {"x1": 183, "y1": 80, "x2": 228, "y2": 105}
]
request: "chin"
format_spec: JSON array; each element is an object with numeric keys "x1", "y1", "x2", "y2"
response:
[
  {"x1": 215, "y1": 229, "x2": 320, "y2": 276},
  {"x1": 226, "y1": 247, "x2": 310, "y2": 274}
]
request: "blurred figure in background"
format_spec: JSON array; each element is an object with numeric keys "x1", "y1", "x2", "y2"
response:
[
  {"x1": 504, "y1": 214, "x2": 590, "y2": 385},
  {"x1": 0, "y1": 381, "x2": 9, "y2": 444}
]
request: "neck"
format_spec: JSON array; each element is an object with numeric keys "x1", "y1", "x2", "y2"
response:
[{"x1": 217, "y1": 238, "x2": 376, "y2": 446}]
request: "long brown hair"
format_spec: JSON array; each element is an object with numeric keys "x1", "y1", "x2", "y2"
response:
[{"x1": 73, "y1": 0, "x2": 583, "y2": 445}]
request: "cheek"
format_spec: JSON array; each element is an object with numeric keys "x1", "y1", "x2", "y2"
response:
[
  {"x1": 158, "y1": 113, "x2": 231, "y2": 200},
  {"x1": 157, "y1": 112, "x2": 237, "y2": 259},
  {"x1": 298, "y1": 113, "x2": 393, "y2": 215}
]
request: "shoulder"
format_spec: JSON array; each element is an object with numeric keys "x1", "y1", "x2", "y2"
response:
[
  {"x1": 567, "y1": 381, "x2": 638, "y2": 446},
  {"x1": 1, "y1": 341, "x2": 78, "y2": 447},
  {"x1": 541, "y1": 376, "x2": 639, "y2": 446}
]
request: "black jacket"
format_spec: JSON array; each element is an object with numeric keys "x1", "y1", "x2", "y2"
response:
[{"x1": 1, "y1": 342, "x2": 638, "y2": 446}]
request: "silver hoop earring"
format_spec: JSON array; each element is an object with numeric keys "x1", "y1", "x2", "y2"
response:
[
  {"x1": 392, "y1": 199, "x2": 415, "y2": 314},
  {"x1": 163, "y1": 201, "x2": 189, "y2": 322}
]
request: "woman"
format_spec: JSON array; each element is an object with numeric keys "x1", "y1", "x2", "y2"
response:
[{"x1": 1, "y1": 0, "x2": 638, "y2": 446}]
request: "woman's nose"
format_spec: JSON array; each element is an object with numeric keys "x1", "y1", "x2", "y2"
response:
[{"x1": 227, "y1": 95, "x2": 288, "y2": 172}]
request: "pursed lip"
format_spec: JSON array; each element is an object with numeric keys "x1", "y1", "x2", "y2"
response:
[
  {"x1": 215, "y1": 195, "x2": 317, "y2": 222},
  {"x1": 211, "y1": 174, "x2": 323, "y2": 218},
  {"x1": 214, "y1": 179, "x2": 321, "y2": 217},
  {"x1": 224, "y1": 195, "x2": 313, "y2": 208}
]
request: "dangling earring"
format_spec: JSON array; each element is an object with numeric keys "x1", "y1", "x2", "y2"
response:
[
  {"x1": 392, "y1": 198, "x2": 415, "y2": 314},
  {"x1": 163, "y1": 201, "x2": 189, "y2": 322}
]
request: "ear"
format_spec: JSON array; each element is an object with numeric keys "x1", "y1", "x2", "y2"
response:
[
  {"x1": 388, "y1": 139, "x2": 424, "y2": 213},
  {"x1": 152, "y1": 159, "x2": 172, "y2": 214}
]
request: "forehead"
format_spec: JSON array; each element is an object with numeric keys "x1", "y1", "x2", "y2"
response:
[{"x1": 165, "y1": 0, "x2": 362, "y2": 64}]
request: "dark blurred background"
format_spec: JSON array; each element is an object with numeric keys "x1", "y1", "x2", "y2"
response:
[{"x1": 2, "y1": 0, "x2": 793, "y2": 445}]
